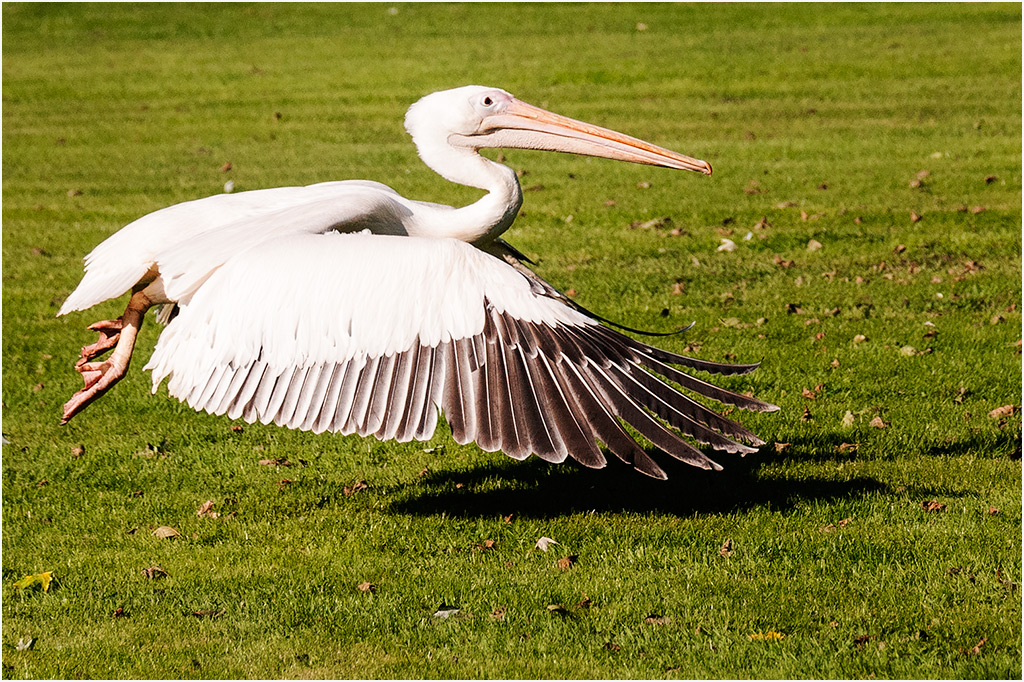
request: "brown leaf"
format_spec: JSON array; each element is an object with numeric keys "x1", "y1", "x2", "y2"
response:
[
  {"x1": 474, "y1": 539, "x2": 497, "y2": 552},
  {"x1": 546, "y1": 603, "x2": 569, "y2": 615},
  {"x1": 984, "y1": 174, "x2": 998, "y2": 184},
  {"x1": 988, "y1": 405, "x2": 1016, "y2": 419},
  {"x1": 141, "y1": 565, "x2": 169, "y2": 580},
  {"x1": 971, "y1": 205, "x2": 985, "y2": 214},
  {"x1": 836, "y1": 443, "x2": 859, "y2": 453},
  {"x1": 802, "y1": 387, "x2": 817, "y2": 400},
  {"x1": 922, "y1": 500, "x2": 947, "y2": 513},
  {"x1": 807, "y1": 239, "x2": 823, "y2": 252},
  {"x1": 343, "y1": 480, "x2": 368, "y2": 496},
  {"x1": 575, "y1": 595, "x2": 592, "y2": 609},
  {"x1": 988, "y1": 507, "x2": 1000, "y2": 515},
  {"x1": 910, "y1": 211, "x2": 922, "y2": 223},
  {"x1": 644, "y1": 614, "x2": 672, "y2": 625},
  {"x1": 357, "y1": 581, "x2": 375, "y2": 593},
  {"x1": 502, "y1": 513, "x2": 515, "y2": 524},
  {"x1": 229, "y1": 425, "x2": 243, "y2": 433},
  {"x1": 152, "y1": 526, "x2": 180, "y2": 539},
  {"x1": 196, "y1": 500, "x2": 219, "y2": 519},
  {"x1": 894, "y1": 244, "x2": 907, "y2": 254},
  {"x1": 854, "y1": 634, "x2": 875, "y2": 647},
  {"x1": 112, "y1": 607, "x2": 128, "y2": 618},
  {"x1": 71, "y1": 444, "x2": 85, "y2": 458},
  {"x1": 868, "y1": 416, "x2": 887, "y2": 429},
  {"x1": 489, "y1": 606, "x2": 506, "y2": 621},
  {"x1": 774, "y1": 442, "x2": 791, "y2": 453},
  {"x1": 774, "y1": 255, "x2": 796, "y2": 268},
  {"x1": 219, "y1": 162, "x2": 232, "y2": 172},
  {"x1": 719, "y1": 539, "x2": 734, "y2": 557},
  {"x1": 801, "y1": 406, "x2": 813, "y2": 422},
  {"x1": 961, "y1": 636, "x2": 988, "y2": 656},
  {"x1": 556, "y1": 555, "x2": 578, "y2": 571}
]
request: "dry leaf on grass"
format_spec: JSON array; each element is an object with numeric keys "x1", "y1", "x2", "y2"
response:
[
  {"x1": 644, "y1": 615, "x2": 672, "y2": 625},
  {"x1": 141, "y1": 566, "x2": 169, "y2": 579},
  {"x1": 357, "y1": 581, "x2": 375, "y2": 593},
  {"x1": 343, "y1": 480, "x2": 368, "y2": 496},
  {"x1": 869, "y1": 416, "x2": 888, "y2": 429},
  {"x1": 196, "y1": 501, "x2": 219, "y2": 519},
  {"x1": 556, "y1": 555, "x2": 578, "y2": 571},
  {"x1": 719, "y1": 539, "x2": 734, "y2": 557},
  {"x1": 922, "y1": 500, "x2": 947, "y2": 513},
  {"x1": 535, "y1": 536, "x2": 558, "y2": 552},
  {"x1": 961, "y1": 637, "x2": 988, "y2": 656},
  {"x1": 152, "y1": 526, "x2": 180, "y2": 539},
  {"x1": 988, "y1": 405, "x2": 1016, "y2": 419},
  {"x1": 432, "y1": 604, "x2": 461, "y2": 619}
]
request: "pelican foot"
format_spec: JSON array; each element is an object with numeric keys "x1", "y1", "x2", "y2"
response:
[
  {"x1": 61, "y1": 359, "x2": 127, "y2": 424},
  {"x1": 75, "y1": 319, "x2": 124, "y2": 367}
]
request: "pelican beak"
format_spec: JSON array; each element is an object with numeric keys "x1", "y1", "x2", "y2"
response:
[{"x1": 466, "y1": 98, "x2": 712, "y2": 175}]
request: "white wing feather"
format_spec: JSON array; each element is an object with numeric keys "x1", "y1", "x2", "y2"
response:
[
  {"x1": 58, "y1": 181, "x2": 406, "y2": 315},
  {"x1": 143, "y1": 231, "x2": 775, "y2": 477}
]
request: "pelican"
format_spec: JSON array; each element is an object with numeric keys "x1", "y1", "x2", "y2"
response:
[{"x1": 59, "y1": 85, "x2": 777, "y2": 479}]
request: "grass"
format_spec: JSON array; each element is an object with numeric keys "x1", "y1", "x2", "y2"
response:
[{"x1": 2, "y1": 3, "x2": 1021, "y2": 678}]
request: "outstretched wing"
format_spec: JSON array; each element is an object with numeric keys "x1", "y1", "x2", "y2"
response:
[{"x1": 145, "y1": 232, "x2": 777, "y2": 478}]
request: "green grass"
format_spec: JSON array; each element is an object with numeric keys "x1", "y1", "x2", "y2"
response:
[{"x1": 3, "y1": 3, "x2": 1021, "y2": 678}]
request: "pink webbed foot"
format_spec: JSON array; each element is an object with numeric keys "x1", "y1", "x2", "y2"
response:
[
  {"x1": 75, "y1": 319, "x2": 124, "y2": 367},
  {"x1": 61, "y1": 359, "x2": 127, "y2": 424}
]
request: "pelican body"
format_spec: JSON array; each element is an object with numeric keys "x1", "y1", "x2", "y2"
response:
[{"x1": 60, "y1": 85, "x2": 776, "y2": 479}]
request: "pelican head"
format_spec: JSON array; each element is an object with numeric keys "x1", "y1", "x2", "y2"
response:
[{"x1": 404, "y1": 85, "x2": 712, "y2": 176}]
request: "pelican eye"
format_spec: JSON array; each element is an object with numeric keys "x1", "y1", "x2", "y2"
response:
[{"x1": 482, "y1": 96, "x2": 494, "y2": 106}]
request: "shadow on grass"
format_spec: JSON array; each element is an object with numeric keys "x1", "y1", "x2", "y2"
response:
[{"x1": 386, "y1": 451, "x2": 885, "y2": 519}]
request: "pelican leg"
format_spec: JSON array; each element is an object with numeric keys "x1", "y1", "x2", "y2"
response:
[{"x1": 61, "y1": 291, "x2": 152, "y2": 424}]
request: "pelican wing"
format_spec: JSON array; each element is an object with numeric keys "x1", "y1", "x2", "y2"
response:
[
  {"x1": 145, "y1": 232, "x2": 776, "y2": 478},
  {"x1": 58, "y1": 181, "x2": 404, "y2": 315}
]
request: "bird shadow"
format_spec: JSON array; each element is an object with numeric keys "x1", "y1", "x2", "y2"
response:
[{"x1": 385, "y1": 449, "x2": 885, "y2": 520}]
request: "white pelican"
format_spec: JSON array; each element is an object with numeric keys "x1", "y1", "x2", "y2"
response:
[{"x1": 59, "y1": 85, "x2": 777, "y2": 479}]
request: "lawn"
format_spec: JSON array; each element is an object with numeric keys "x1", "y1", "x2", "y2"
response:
[{"x1": 2, "y1": 3, "x2": 1021, "y2": 679}]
